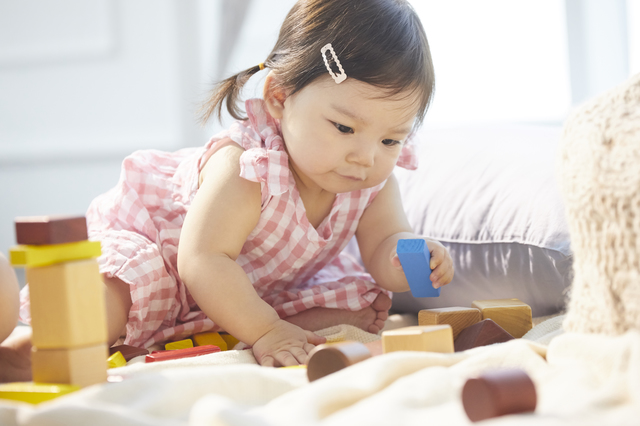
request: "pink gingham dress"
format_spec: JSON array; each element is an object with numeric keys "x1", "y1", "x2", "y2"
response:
[{"x1": 19, "y1": 99, "x2": 418, "y2": 348}]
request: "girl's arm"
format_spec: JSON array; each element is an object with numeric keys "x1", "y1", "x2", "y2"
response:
[
  {"x1": 178, "y1": 142, "x2": 322, "y2": 366},
  {"x1": 355, "y1": 174, "x2": 454, "y2": 292}
]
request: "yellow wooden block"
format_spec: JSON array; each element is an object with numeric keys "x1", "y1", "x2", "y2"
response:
[
  {"x1": 193, "y1": 332, "x2": 228, "y2": 351},
  {"x1": 220, "y1": 333, "x2": 240, "y2": 350},
  {"x1": 9, "y1": 240, "x2": 101, "y2": 268},
  {"x1": 26, "y1": 259, "x2": 108, "y2": 349},
  {"x1": 382, "y1": 325, "x2": 454, "y2": 354},
  {"x1": 165, "y1": 339, "x2": 194, "y2": 350},
  {"x1": 32, "y1": 344, "x2": 108, "y2": 388},
  {"x1": 418, "y1": 307, "x2": 482, "y2": 339},
  {"x1": 107, "y1": 351, "x2": 127, "y2": 369},
  {"x1": 471, "y1": 298, "x2": 533, "y2": 338},
  {"x1": 0, "y1": 382, "x2": 80, "y2": 405}
]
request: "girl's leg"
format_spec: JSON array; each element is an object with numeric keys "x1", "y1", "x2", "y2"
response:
[
  {"x1": 285, "y1": 292, "x2": 392, "y2": 334},
  {"x1": 0, "y1": 253, "x2": 19, "y2": 343},
  {"x1": 103, "y1": 275, "x2": 132, "y2": 346}
]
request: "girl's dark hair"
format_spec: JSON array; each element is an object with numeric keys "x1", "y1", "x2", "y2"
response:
[{"x1": 201, "y1": 0, "x2": 435, "y2": 128}]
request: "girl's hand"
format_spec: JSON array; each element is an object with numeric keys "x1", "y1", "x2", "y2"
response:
[
  {"x1": 252, "y1": 319, "x2": 326, "y2": 367},
  {"x1": 391, "y1": 238, "x2": 454, "y2": 289}
]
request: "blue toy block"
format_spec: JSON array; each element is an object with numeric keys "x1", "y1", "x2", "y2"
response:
[{"x1": 397, "y1": 239, "x2": 440, "y2": 297}]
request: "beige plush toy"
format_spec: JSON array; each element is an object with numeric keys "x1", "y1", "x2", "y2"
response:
[{"x1": 559, "y1": 72, "x2": 640, "y2": 335}]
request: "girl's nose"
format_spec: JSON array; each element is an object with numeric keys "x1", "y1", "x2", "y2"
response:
[{"x1": 346, "y1": 140, "x2": 375, "y2": 167}]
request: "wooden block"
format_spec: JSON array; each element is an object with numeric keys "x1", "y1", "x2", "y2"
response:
[
  {"x1": 306, "y1": 341, "x2": 372, "y2": 382},
  {"x1": 397, "y1": 239, "x2": 440, "y2": 297},
  {"x1": 0, "y1": 382, "x2": 80, "y2": 405},
  {"x1": 10, "y1": 240, "x2": 102, "y2": 268},
  {"x1": 15, "y1": 216, "x2": 88, "y2": 245},
  {"x1": 418, "y1": 307, "x2": 482, "y2": 339},
  {"x1": 462, "y1": 368, "x2": 537, "y2": 422},
  {"x1": 165, "y1": 339, "x2": 194, "y2": 351},
  {"x1": 220, "y1": 333, "x2": 240, "y2": 350},
  {"x1": 382, "y1": 325, "x2": 454, "y2": 354},
  {"x1": 145, "y1": 345, "x2": 221, "y2": 363},
  {"x1": 109, "y1": 344, "x2": 149, "y2": 362},
  {"x1": 472, "y1": 299, "x2": 533, "y2": 338},
  {"x1": 31, "y1": 344, "x2": 108, "y2": 388},
  {"x1": 27, "y1": 259, "x2": 108, "y2": 349},
  {"x1": 454, "y1": 319, "x2": 514, "y2": 352},
  {"x1": 193, "y1": 332, "x2": 228, "y2": 351},
  {"x1": 107, "y1": 351, "x2": 127, "y2": 369}
]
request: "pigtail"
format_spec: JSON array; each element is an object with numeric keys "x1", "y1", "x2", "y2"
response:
[{"x1": 199, "y1": 64, "x2": 263, "y2": 124}]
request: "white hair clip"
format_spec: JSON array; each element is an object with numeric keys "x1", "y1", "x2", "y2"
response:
[{"x1": 321, "y1": 43, "x2": 347, "y2": 84}]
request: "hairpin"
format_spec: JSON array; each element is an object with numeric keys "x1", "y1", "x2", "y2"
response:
[{"x1": 321, "y1": 43, "x2": 347, "y2": 84}]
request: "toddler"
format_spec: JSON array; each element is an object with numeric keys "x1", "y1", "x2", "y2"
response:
[{"x1": 9, "y1": 0, "x2": 453, "y2": 372}]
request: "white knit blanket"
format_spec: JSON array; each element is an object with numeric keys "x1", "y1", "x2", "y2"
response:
[{"x1": 1, "y1": 318, "x2": 639, "y2": 426}]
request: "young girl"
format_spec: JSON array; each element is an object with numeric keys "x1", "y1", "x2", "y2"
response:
[{"x1": 10, "y1": 0, "x2": 453, "y2": 371}]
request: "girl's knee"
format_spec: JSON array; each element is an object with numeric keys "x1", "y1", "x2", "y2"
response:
[
  {"x1": 103, "y1": 275, "x2": 132, "y2": 345},
  {"x1": 0, "y1": 253, "x2": 20, "y2": 342}
]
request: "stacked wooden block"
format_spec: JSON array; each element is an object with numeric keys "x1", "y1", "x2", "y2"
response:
[
  {"x1": 10, "y1": 216, "x2": 108, "y2": 388},
  {"x1": 382, "y1": 298, "x2": 533, "y2": 354}
]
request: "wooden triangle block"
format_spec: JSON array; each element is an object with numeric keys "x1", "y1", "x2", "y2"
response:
[{"x1": 454, "y1": 319, "x2": 514, "y2": 352}]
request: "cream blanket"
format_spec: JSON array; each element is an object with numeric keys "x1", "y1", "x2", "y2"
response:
[{"x1": 1, "y1": 317, "x2": 639, "y2": 426}]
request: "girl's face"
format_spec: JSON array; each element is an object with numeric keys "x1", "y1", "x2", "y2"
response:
[{"x1": 265, "y1": 75, "x2": 419, "y2": 195}]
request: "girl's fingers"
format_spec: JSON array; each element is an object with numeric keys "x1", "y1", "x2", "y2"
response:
[
  {"x1": 274, "y1": 350, "x2": 299, "y2": 367},
  {"x1": 304, "y1": 330, "x2": 326, "y2": 345},
  {"x1": 260, "y1": 355, "x2": 275, "y2": 367},
  {"x1": 290, "y1": 347, "x2": 309, "y2": 365}
]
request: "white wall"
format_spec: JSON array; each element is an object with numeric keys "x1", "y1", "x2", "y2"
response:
[{"x1": 0, "y1": 0, "x2": 221, "y2": 262}]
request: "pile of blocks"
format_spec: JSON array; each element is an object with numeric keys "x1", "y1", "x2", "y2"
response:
[{"x1": 9, "y1": 216, "x2": 108, "y2": 388}]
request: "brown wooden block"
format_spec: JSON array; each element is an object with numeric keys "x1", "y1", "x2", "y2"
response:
[
  {"x1": 462, "y1": 368, "x2": 537, "y2": 422},
  {"x1": 306, "y1": 341, "x2": 372, "y2": 382},
  {"x1": 454, "y1": 319, "x2": 514, "y2": 352},
  {"x1": 15, "y1": 216, "x2": 88, "y2": 245},
  {"x1": 418, "y1": 307, "x2": 482, "y2": 339},
  {"x1": 27, "y1": 259, "x2": 108, "y2": 349},
  {"x1": 382, "y1": 325, "x2": 454, "y2": 354},
  {"x1": 472, "y1": 298, "x2": 533, "y2": 338},
  {"x1": 31, "y1": 344, "x2": 108, "y2": 388},
  {"x1": 109, "y1": 345, "x2": 149, "y2": 362}
]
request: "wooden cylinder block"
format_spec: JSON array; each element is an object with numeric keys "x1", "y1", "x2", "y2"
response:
[{"x1": 462, "y1": 368, "x2": 537, "y2": 422}]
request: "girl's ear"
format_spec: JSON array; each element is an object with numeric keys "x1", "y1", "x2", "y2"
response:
[{"x1": 263, "y1": 72, "x2": 287, "y2": 119}]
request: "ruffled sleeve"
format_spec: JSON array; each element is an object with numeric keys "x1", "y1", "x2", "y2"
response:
[
  {"x1": 238, "y1": 99, "x2": 291, "y2": 203},
  {"x1": 395, "y1": 133, "x2": 419, "y2": 170}
]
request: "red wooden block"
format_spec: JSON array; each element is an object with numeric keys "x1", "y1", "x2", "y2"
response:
[
  {"x1": 454, "y1": 319, "x2": 514, "y2": 352},
  {"x1": 145, "y1": 345, "x2": 221, "y2": 363},
  {"x1": 15, "y1": 216, "x2": 88, "y2": 245},
  {"x1": 462, "y1": 368, "x2": 537, "y2": 422},
  {"x1": 307, "y1": 341, "x2": 372, "y2": 382},
  {"x1": 109, "y1": 345, "x2": 149, "y2": 362}
]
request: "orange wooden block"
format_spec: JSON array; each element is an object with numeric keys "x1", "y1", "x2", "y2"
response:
[
  {"x1": 472, "y1": 299, "x2": 533, "y2": 338},
  {"x1": 418, "y1": 307, "x2": 482, "y2": 339},
  {"x1": 382, "y1": 325, "x2": 454, "y2": 354},
  {"x1": 26, "y1": 259, "x2": 107, "y2": 349},
  {"x1": 31, "y1": 344, "x2": 108, "y2": 388},
  {"x1": 15, "y1": 216, "x2": 88, "y2": 245}
]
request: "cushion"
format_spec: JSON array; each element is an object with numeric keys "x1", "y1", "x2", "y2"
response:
[{"x1": 349, "y1": 124, "x2": 572, "y2": 317}]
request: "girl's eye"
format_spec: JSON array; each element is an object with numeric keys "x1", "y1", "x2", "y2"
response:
[
  {"x1": 382, "y1": 139, "x2": 401, "y2": 146},
  {"x1": 334, "y1": 123, "x2": 354, "y2": 134}
]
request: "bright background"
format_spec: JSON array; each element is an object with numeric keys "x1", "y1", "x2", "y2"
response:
[{"x1": 0, "y1": 0, "x2": 638, "y2": 260}]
